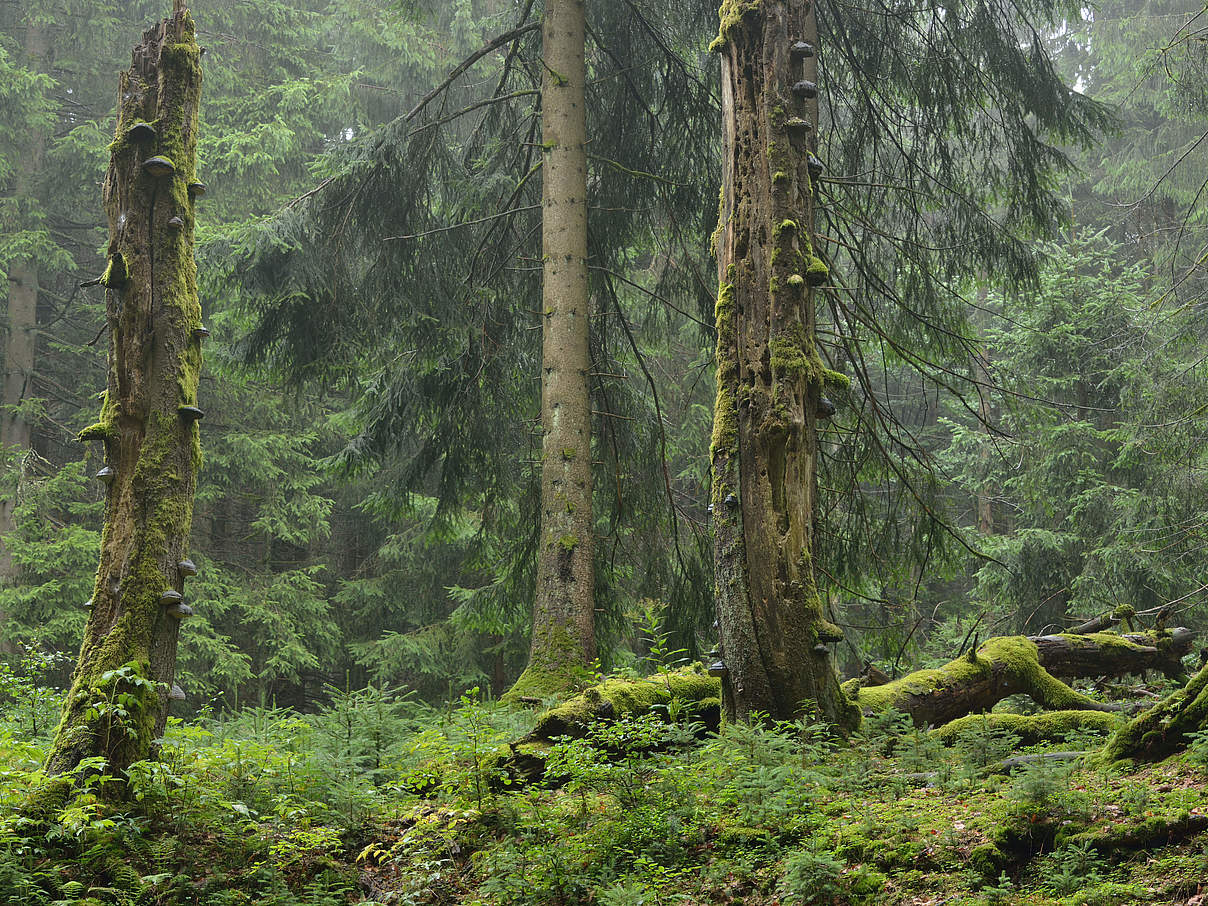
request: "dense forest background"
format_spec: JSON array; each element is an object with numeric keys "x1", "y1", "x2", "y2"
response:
[
  {"x1": 4, "y1": 0, "x2": 1208, "y2": 903},
  {"x1": 5, "y1": 0, "x2": 1206, "y2": 709}
]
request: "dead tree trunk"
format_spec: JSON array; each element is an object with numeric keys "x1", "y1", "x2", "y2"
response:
[
  {"x1": 855, "y1": 630, "x2": 1195, "y2": 728},
  {"x1": 38, "y1": 0, "x2": 204, "y2": 794},
  {"x1": 709, "y1": 1, "x2": 855, "y2": 726}
]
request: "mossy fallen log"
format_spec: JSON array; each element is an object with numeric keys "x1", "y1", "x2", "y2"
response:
[
  {"x1": 1059, "y1": 811, "x2": 1208, "y2": 852},
  {"x1": 1096, "y1": 660, "x2": 1208, "y2": 766},
  {"x1": 933, "y1": 710, "x2": 1123, "y2": 746},
  {"x1": 494, "y1": 670, "x2": 721, "y2": 786},
  {"x1": 855, "y1": 636, "x2": 1134, "y2": 727},
  {"x1": 523, "y1": 669, "x2": 721, "y2": 742},
  {"x1": 1031, "y1": 627, "x2": 1193, "y2": 680}
]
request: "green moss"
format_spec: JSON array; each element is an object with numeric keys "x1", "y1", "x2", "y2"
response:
[
  {"x1": 968, "y1": 842, "x2": 1007, "y2": 882},
  {"x1": 805, "y1": 256, "x2": 829, "y2": 284},
  {"x1": 856, "y1": 635, "x2": 1112, "y2": 721},
  {"x1": 774, "y1": 219, "x2": 797, "y2": 240},
  {"x1": 561, "y1": 447, "x2": 576, "y2": 460},
  {"x1": 934, "y1": 710, "x2": 1121, "y2": 746},
  {"x1": 1096, "y1": 661, "x2": 1208, "y2": 766},
  {"x1": 822, "y1": 368, "x2": 850, "y2": 391},
  {"x1": 99, "y1": 253, "x2": 129, "y2": 288},
  {"x1": 709, "y1": 0, "x2": 762, "y2": 52},
  {"x1": 527, "y1": 668, "x2": 722, "y2": 740},
  {"x1": 711, "y1": 281, "x2": 739, "y2": 459},
  {"x1": 78, "y1": 392, "x2": 118, "y2": 442},
  {"x1": 558, "y1": 533, "x2": 578, "y2": 551}
]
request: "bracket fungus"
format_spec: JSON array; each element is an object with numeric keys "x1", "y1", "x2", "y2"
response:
[
  {"x1": 141, "y1": 155, "x2": 176, "y2": 178},
  {"x1": 790, "y1": 40, "x2": 815, "y2": 60},
  {"x1": 791, "y1": 80, "x2": 817, "y2": 100},
  {"x1": 126, "y1": 122, "x2": 156, "y2": 143}
]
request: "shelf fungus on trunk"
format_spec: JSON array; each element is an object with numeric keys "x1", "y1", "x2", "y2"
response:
[
  {"x1": 33, "y1": 0, "x2": 207, "y2": 805},
  {"x1": 177, "y1": 405, "x2": 204, "y2": 422},
  {"x1": 141, "y1": 155, "x2": 176, "y2": 177},
  {"x1": 791, "y1": 79, "x2": 817, "y2": 100},
  {"x1": 790, "y1": 40, "x2": 814, "y2": 60},
  {"x1": 178, "y1": 558, "x2": 197, "y2": 577},
  {"x1": 786, "y1": 117, "x2": 811, "y2": 142},
  {"x1": 126, "y1": 122, "x2": 156, "y2": 143}
]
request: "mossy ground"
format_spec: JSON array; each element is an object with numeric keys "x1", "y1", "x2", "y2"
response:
[{"x1": 3, "y1": 675, "x2": 1207, "y2": 905}]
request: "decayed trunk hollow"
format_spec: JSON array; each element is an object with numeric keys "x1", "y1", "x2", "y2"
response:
[
  {"x1": 855, "y1": 630, "x2": 1195, "y2": 728},
  {"x1": 41, "y1": 0, "x2": 204, "y2": 785}
]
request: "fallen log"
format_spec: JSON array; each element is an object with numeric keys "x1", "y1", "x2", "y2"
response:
[
  {"x1": 1097, "y1": 659, "x2": 1208, "y2": 765},
  {"x1": 1032, "y1": 628, "x2": 1193, "y2": 680},
  {"x1": 854, "y1": 630, "x2": 1195, "y2": 728},
  {"x1": 933, "y1": 710, "x2": 1122, "y2": 747}
]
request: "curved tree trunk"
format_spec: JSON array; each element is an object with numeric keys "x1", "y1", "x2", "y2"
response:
[
  {"x1": 855, "y1": 630, "x2": 1195, "y2": 728},
  {"x1": 509, "y1": 0, "x2": 595, "y2": 699},
  {"x1": 40, "y1": 0, "x2": 204, "y2": 789},
  {"x1": 709, "y1": 0, "x2": 855, "y2": 727}
]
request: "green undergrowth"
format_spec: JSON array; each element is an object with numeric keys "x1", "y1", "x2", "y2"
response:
[{"x1": 3, "y1": 676, "x2": 1208, "y2": 905}]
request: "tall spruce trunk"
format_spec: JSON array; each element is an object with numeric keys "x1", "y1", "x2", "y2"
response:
[
  {"x1": 0, "y1": 24, "x2": 48, "y2": 581},
  {"x1": 510, "y1": 0, "x2": 594, "y2": 698},
  {"x1": 41, "y1": 0, "x2": 204, "y2": 787},
  {"x1": 710, "y1": 0, "x2": 856, "y2": 727}
]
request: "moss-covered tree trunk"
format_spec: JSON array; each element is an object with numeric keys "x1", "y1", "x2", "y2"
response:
[
  {"x1": 709, "y1": 0, "x2": 855, "y2": 727},
  {"x1": 510, "y1": 0, "x2": 594, "y2": 699},
  {"x1": 42, "y1": 0, "x2": 204, "y2": 783}
]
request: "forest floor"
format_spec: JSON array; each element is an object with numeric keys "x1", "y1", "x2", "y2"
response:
[{"x1": 2, "y1": 671, "x2": 1207, "y2": 906}]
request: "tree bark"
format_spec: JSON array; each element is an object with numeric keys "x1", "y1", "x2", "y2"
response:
[
  {"x1": 855, "y1": 630, "x2": 1195, "y2": 728},
  {"x1": 709, "y1": 1, "x2": 855, "y2": 727},
  {"x1": 40, "y1": 0, "x2": 204, "y2": 786},
  {"x1": 0, "y1": 23, "x2": 48, "y2": 581},
  {"x1": 509, "y1": 0, "x2": 594, "y2": 698}
]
